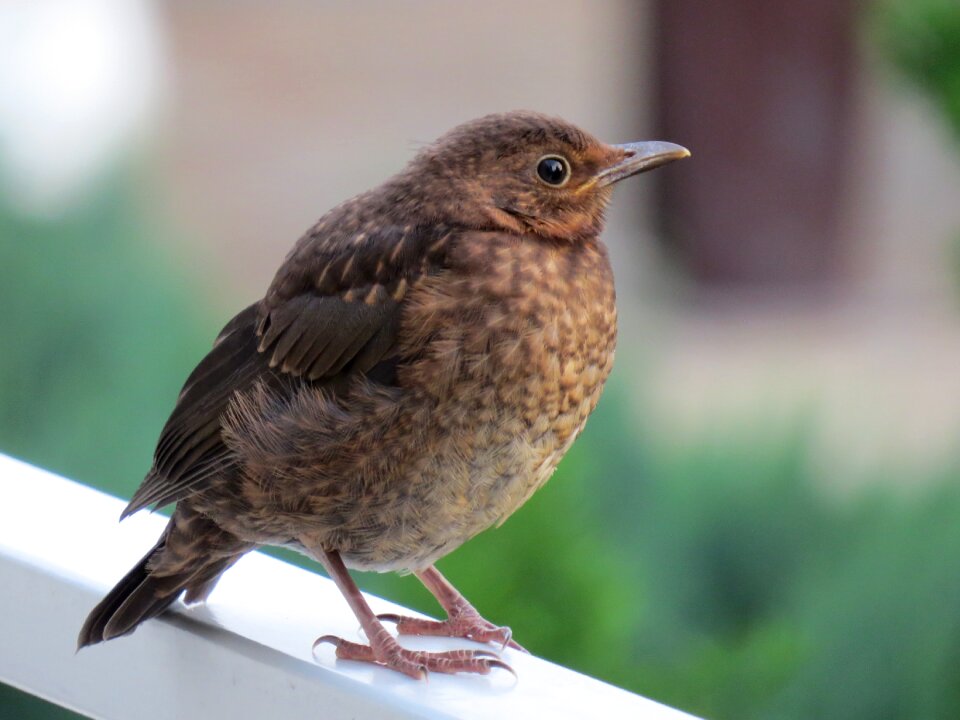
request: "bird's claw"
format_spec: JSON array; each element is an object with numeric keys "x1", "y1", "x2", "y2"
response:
[
  {"x1": 376, "y1": 611, "x2": 528, "y2": 653},
  {"x1": 313, "y1": 634, "x2": 514, "y2": 679}
]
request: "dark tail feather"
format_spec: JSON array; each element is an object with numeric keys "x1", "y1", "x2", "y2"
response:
[
  {"x1": 78, "y1": 508, "x2": 251, "y2": 649},
  {"x1": 77, "y1": 538, "x2": 175, "y2": 648}
]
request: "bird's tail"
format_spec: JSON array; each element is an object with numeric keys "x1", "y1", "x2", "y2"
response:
[{"x1": 77, "y1": 505, "x2": 252, "y2": 648}]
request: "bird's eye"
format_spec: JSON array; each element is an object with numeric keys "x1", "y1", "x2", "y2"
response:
[{"x1": 536, "y1": 155, "x2": 570, "y2": 187}]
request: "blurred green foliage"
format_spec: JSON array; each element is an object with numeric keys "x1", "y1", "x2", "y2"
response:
[
  {"x1": 0, "y1": 181, "x2": 219, "y2": 485},
  {"x1": 874, "y1": 0, "x2": 960, "y2": 300},
  {"x1": 3, "y1": 174, "x2": 960, "y2": 720},
  {"x1": 874, "y1": 0, "x2": 960, "y2": 141}
]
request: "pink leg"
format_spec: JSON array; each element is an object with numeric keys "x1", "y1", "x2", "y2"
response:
[
  {"x1": 311, "y1": 550, "x2": 513, "y2": 678},
  {"x1": 378, "y1": 565, "x2": 527, "y2": 652}
]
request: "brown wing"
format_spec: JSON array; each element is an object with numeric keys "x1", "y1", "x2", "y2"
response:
[
  {"x1": 121, "y1": 303, "x2": 266, "y2": 518},
  {"x1": 255, "y1": 290, "x2": 400, "y2": 380},
  {"x1": 121, "y1": 217, "x2": 455, "y2": 519}
]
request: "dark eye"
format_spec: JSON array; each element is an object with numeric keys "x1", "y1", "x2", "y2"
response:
[{"x1": 536, "y1": 155, "x2": 570, "y2": 187}]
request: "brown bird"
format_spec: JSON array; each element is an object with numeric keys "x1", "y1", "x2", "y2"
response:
[{"x1": 78, "y1": 111, "x2": 689, "y2": 678}]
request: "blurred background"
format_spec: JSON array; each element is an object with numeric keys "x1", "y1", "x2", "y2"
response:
[{"x1": 2, "y1": 1, "x2": 959, "y2": 718}]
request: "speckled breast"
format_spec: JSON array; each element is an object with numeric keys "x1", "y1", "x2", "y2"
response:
[{"x1": 386, "y1": 231, "x2": 618, "y2": 569}]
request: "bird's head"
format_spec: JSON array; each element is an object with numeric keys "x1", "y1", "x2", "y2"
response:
[{"x1": 400, "y1": 111, "x2": 690, "y2": 243}]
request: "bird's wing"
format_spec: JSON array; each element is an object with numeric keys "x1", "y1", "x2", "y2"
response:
[
  {"x1": 121, "y1": 220, "x2": 454, "y2": 518},
  {"x1": 254, "y1": 284, "x2": 401, "y2": 380},
  {"x1": 121, "y1": 303, "x2": 268, "y2": 518},
  {"x1": 254, "y1": 219, "x2": 453, "y2": 379}
]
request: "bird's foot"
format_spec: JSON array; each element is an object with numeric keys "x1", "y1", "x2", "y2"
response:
[
  {"x1": 313, "y1": 634, "x2": 514, "y2": 679},
  {"x1": 378, "y1": 606, "x2": 527, "y2": 653}
]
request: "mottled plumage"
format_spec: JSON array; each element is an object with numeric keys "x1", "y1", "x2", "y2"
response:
[{"x1": 79, "y1": 111, "x2": 689, "y2": 678}]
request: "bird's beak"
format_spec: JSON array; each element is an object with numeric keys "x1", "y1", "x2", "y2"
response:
[{"x1": 595, "y1": 141, "x2": 691, "y2": 187}]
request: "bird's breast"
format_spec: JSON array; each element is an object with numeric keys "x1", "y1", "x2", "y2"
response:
[{"x1": 397, "y1": 232, "x2": 617, "y2": 537}]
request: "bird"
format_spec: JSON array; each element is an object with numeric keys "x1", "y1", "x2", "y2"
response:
[{"x1": 77, "y1": 111, "x2": 689, "y2": 678}]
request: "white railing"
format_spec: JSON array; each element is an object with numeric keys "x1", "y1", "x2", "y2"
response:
[{"x1": 0, "y1": 453, "x2": 698, "y2": 720}]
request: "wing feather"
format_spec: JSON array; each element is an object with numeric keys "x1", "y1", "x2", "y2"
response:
[{"x1": 121, "y1": 219, "x2": 454, "y2": 518}]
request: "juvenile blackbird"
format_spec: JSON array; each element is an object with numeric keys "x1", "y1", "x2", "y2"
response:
[{"x1": 78, "y1": 111, "x2": 689, "y2": 678}]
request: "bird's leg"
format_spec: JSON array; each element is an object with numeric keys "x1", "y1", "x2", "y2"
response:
[
  {"x1": 378, "y1": 565, "x2": 527, "y2": 652},
  {"x1": 311, "y1": 549, "x2": 513, "y2": 678}
]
